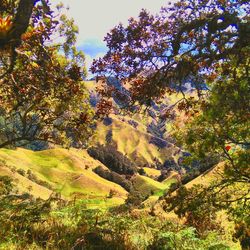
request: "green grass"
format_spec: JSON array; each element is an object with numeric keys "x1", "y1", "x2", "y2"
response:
[
  {"x1": 0, "y1": 147, "x2": 127, "y2": 202},
  {"x1": 132, "y1": 174, "x2": 170, "y2": 197}
]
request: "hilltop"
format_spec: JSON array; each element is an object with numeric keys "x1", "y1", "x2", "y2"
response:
[{"x1": 0, "y1": 148, "x2": 126, "y2": 206}]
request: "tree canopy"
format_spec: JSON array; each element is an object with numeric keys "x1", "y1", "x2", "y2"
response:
[
  {"x1": 0, "y1": 1, "x2": 94, "y2": 148},
  {"x1": 91, "y1": 0, "x2": 250, "y2": 176},
  {"x1": 91, "y1": 0, "x2": 250, "y2": 243},
  {"x1": 92, "y1": 0, "x2": 249, "y2": 107}
]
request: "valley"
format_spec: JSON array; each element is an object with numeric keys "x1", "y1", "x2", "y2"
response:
[{"x1": 0, "y1": 0, "x2": 249, "y2": 249}]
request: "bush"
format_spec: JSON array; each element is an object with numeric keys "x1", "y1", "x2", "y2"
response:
[
  {"x1": 157, "y1": 169, "x2": 173, "y2": 182},
  {"x1": 128, "y1": 119, "x2": 138, "y2": 128},
  {"x1": 163, "y1": 158, "x2": 178, "y2": 169},
  {"x1": 148, "y1": 226, "x2": 229, "y2": 250},
  {"x1": 94, "y1": 166, "x2": 133, "y2": 192},
  {"x1": 165, "y1": 185, "x2": 222, "y2": 237},
  {"x1": 0, "y1": 176, "x2": 232, "y2": 250},
  {"x1": 107, "y1": 189, "x2": 117, "y2": 198},
  {"x1": 138, "y1": 168, "x2": 146, "y2": 176},
  {"x1": 16, "y1": 168, "x2": 26, "y2": 176},
  {"x1": 181, "y1": 170, "x2": 201, "y2": 185},
  {"x1": 0, "y1": 176, "x2": 13, "y2": 195},
  {"x1": 125, "y1": 190, "x2": 148, "y2": 207},
  {"x1": 103, "y1": 117, "x2": 113, "y2": 126},
  {"x1": 149, "y1": 136, "x2": 169, "y2": 149},
  {"x1": 105, "y1": 129, "x2": 113, "y2": 144},
  {"x1": 26, "y1": 170, "x2": 52, "y2": 190}
]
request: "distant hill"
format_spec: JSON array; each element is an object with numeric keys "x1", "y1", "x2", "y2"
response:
[
  {"x1": 85, "y1": 80, "x2": 201, "y2": 176},
  {"x1": 0, "y1": 80, "x2": 211, "y2": 209}
]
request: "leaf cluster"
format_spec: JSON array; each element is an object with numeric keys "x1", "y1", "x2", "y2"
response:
[{"x1": 0, "y1": 1, "x2": 95, "y2": 148}]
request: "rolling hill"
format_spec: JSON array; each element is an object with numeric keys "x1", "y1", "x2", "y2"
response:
[
  {"x1": 0, "y1": 81, "x2": 201, "y2": 206},
  {"x1": 0, "y1": 148, "x2": 127, "y2": 206}
]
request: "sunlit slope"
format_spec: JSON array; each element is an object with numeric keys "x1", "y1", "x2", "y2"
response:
[
  {"x1": 132, "y1": 174, "x2": 171, "y2": 196},
  {"x1": 85, "y1": 80, "x2": 195, "y2": 168},
  {"x1": 143, "y1": 167, "x2": 161, "y2": 178},
  {"x1": 94, "y1": 114, "x2": 179, "y2": 166},
  {"x1": 129, "y1": 172, "x2": 178, "y2": 207},
  {"x1": 0, "y1": 148, "x2": 127, "y2": 200},
  {"x1": 0, "y1": 163, "x2": 52, "y2": 200},
  {"x1": 153, "y1": 163, "x2": 227, "y2": 214}
]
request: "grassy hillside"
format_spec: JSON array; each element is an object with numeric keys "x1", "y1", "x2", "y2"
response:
[
  {"x1": 132, "y1": 174, "x2": 168, "y2": 195},
  {"x1": 0, "y1": 148, "x2": 127, "y2": 205},
  {"x1": 85, "y1": 80, "x2": 186, "y2": 166},
  {"x1": 143, "y1": 167, "x2": 161, "y2": 178},
  {"x1": 93, "y1": 114, "x2": 179, "y2": 167}
]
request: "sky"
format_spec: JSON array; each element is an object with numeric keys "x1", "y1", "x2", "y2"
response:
[{"x1": 53, "y1": 0, "x2": 169, "y2": 75}]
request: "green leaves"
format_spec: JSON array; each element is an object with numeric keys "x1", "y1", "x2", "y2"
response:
[
  {"x1": 0, "y1": 1, "x2": 95, "y2": 148},
  {"x1": 92, "y1": 0, "x2": 249, "y2": 111}
]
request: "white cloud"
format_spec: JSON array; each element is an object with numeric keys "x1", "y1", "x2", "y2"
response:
[
  {"x1": 52, "y1": 0, "x2": 177, "y2": 73},
  {"x1": 84, "y1": 54, "x2": 93, "y2": 72},
  {"x1": 53, "y1": 0, "x2": 171, "y2": 45}
]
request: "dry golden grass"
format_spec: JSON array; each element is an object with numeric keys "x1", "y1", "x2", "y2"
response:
[
  {"x1": 94, "y1": 114, "x2": 178, "y2": 166},
  {"x1": 0, "y1": 148, "x2": 127, "y2": 200}
]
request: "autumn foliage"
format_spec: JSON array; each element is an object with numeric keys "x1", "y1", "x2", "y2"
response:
[
  {"x1": 0, "y1": 1, "x2": 94, "y2": 148},
  {"x1": 92, "y1": 0, "x2": 249, "y2": 113}
]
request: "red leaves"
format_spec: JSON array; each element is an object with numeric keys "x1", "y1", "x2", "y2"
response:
[
  {"x1": 96, "y1": 99, "x2": 113, "y2": 117},
  {"x1": 112, "y1": 54, "x2": 121, "y2": 63},
  {"x1": 206, "y1": 73, "x2": 218, "y2": 82},
  {"x1": 79, "y1": 112, "x2": 89, "y2": 123},
  {"x1": 225, "y1": 145, "x2": 231, "y2": 151},
  {"x1": 92, "y1": 0, "x2": 246, "y2": 110},
  {"x1": 188, "y1": 31, "x2": 194, "y2": 38},
  {"x1": 19, "y1": 88, "x2": 26, "y2": 94},
  {"x1": 0, "y1": 16, "x2": 12, "y2": 35}
]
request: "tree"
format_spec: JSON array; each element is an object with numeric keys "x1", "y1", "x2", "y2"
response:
[
  {"x1": 91, "y1": 0, "x2": 249, "y2": 238},
  {"x1": 0, "y1": 0, "x2": 41, "y2": 77},
  {"x1": 166, "y1": 57, "x2": 249, "y2": 245},
  {"x1": 91, "y1": 0, "x2": 249, "y2": 108},
  {"x1": 0, "y1": 0, "x2": 37, "y2": 48},
  {"x1": 175, "y1": 57, "x2": 250, "y2": 184},
  {"x1": 87, "y1": 144, "x2": 137, "y2": 175},
  {"x1": 0, "y1": 1, "x2": 95, "y2": 148}
]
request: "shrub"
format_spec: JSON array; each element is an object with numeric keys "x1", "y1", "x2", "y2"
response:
[
  {"x1": 127, "y1": 119, "x2": 138, "y2": 128},
  {"x1": 152, "y1": 157, "x2": 163, "y2": 170},
  {"x1": 0, "y1": 176, "x2": 232, "y2": 250},
  {"x1": 233, "y1": 222, "x2": 250, "y2": 250},
  {"x1": 148, "y1": 226, "x2": 229, "y2": 250},
  {"x1": 165, "y1": 185, "x2": 222, "y2": 237},
  {"x1": 125, "y1": 190, "x2": 147, "y2": 207},
  {"x1": 163, "y1": 158, "x2": 178, "y2": 169},
  {"x1": 26, "y1": 170, "x2": 52, "y2": 190},
  {"x1": 88, "y1": 144, "x2": 137, "y2": 175},
  {"x1": 107, "y1": 189, "x2": 117, "y2": 198},
  {"x1": 94, "y1": 166, "x2": 133, "y2": 192},
  {"x1": 0, "y1": 176, "x2": 13, "y2": 195},
  {"x1": 138, "y1": 168, "x2": 146, "y2": 176},
  {"x1": 105, "y1": 129, "x2": 113, "y2": 144},
  {"x1": 149, "y1": 136, "x2": 168, "y2": 149},
  {"x1": 157, "y1": 169, "x2": 172, "y2": 182},
  {"x1": 16, "y1": 168, "x2": 26, "y2": 176},
  {"x1": 103, "y1": 117, "x2": 113, "y2": 126}
]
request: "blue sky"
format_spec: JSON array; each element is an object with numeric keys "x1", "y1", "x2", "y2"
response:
[{"x1": 54, "y1": 0, "x2": 171, "y2": 75}]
